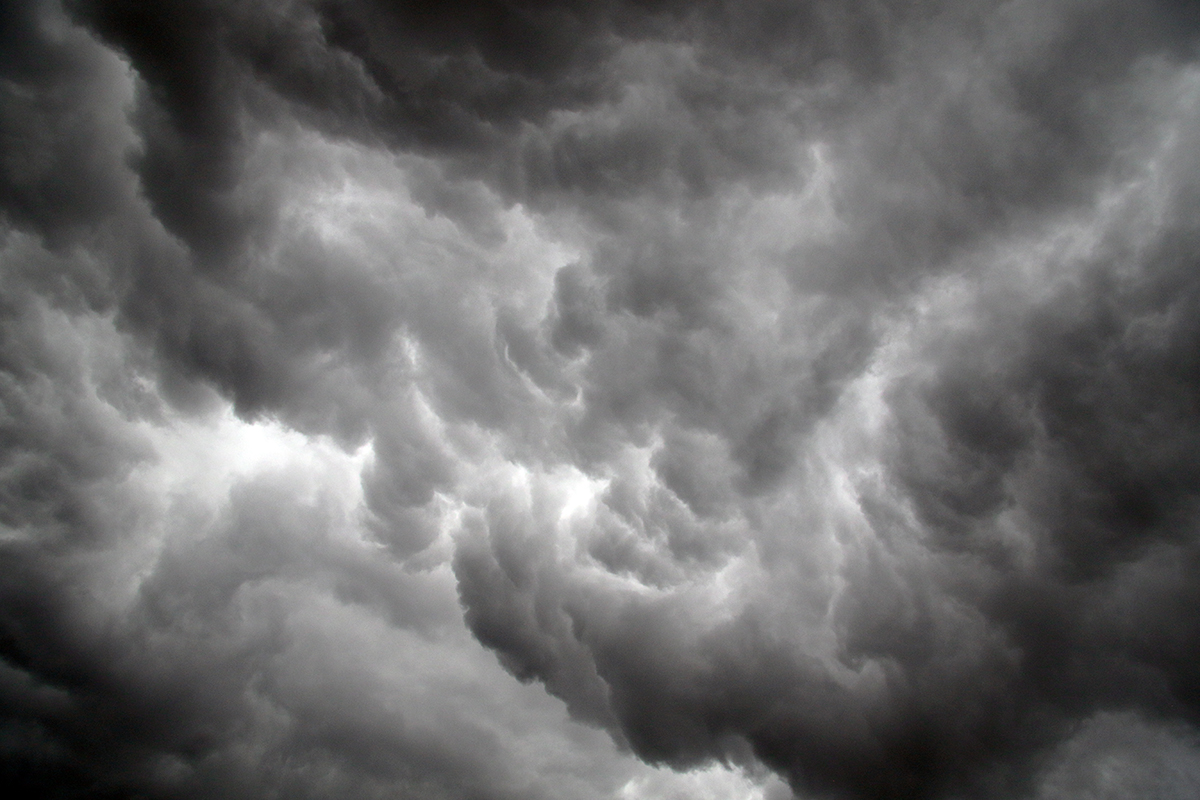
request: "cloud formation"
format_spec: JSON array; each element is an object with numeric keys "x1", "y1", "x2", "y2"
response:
[{"x1": 3, "y1": 0, "x2": 1200, "y2": 798}]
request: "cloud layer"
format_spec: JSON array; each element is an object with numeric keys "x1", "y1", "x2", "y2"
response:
[{"x1": 3, "y1": 1, "x2": 1200, "y2": 798}]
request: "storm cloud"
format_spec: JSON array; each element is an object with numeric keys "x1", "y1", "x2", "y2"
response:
[{"x1": 3, "y1": 0, "x2": 1200, "y2": 798}]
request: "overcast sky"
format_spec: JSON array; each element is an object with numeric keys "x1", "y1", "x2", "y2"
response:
[{"x1": 3, "y1": 1, "x2": 1200, "y2": 798}]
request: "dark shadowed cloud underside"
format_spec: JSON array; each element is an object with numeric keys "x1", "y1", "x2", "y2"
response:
[{"x1": 3, "y1": 1, "x2": 1200, "y2": 798}]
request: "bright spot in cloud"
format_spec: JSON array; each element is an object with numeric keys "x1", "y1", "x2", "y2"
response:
[{"x1": 620, "y1": 763, "x2": 791, "y2": 800}]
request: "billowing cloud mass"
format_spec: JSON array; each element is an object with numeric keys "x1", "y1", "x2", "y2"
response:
[{"x1": 3, "y1": 0, "x2": 1200, "y2": 798}]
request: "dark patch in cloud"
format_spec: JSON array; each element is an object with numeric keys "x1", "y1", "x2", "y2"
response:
[{"x1": 0, "y1": 1, "x2": 136, "y2": 258}]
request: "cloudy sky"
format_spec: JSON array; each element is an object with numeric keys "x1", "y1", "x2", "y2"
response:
[{"x1": 3, "y1": 1, "x2": 1200, "y2": 798}]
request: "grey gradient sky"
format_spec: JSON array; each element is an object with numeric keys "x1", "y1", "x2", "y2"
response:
[{"x1": 2, "y1": 1, "x2": 1200, "y2": 798}]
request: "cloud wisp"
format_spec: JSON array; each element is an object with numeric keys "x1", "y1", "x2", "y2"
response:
[{"x1": 2, "y1": 1, "x2": 1200, "y2": 798}]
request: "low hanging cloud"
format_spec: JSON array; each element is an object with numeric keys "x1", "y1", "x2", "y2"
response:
[{"x1": 3, "y1": 1, "x2": 1200, "y2": 799}]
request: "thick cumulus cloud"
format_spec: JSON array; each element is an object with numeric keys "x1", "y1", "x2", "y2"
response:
[{"x1": 4, "y1": 0, "x2": 1200, "y2": 799}]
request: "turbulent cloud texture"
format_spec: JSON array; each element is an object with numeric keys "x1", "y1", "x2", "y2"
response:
[{"x1": 3, "y1": 1, "x2": 1200, "y2": 798}]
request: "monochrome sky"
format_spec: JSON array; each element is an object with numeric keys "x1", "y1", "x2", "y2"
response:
[{"x1": 3, "y1": 1, "x2": 1200, "y2": 798}]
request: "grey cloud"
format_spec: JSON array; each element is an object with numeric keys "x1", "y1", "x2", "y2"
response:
[
  {"x1": 548, "y1": 262, "x2": 607, "y2": 356},
  {"x1": 0, "y1": 1, "x2": 140, "y2": 285},
  {"x1": 5, "y1": 0, "x2": 1200, "y2": 799},
  {"x1": 0, "y1": 299, "x2": 626, "y2": 799},
  {"x1": 1034, "y1": 711, "x2": 1200, "y2": 800},
  {"x1": 0, "y1": 221, "x2": 636, "y2": 800},
  {"x1": 453, "y1": 8, "x2": 1200, "y2": 800}
]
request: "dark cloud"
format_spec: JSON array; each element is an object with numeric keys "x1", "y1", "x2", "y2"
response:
[{"x1": 3, "y1": 0, "x2": 1200, "y2": 798}]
